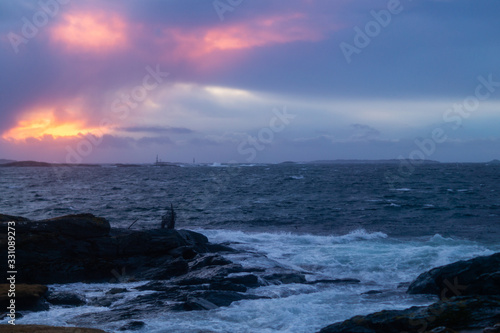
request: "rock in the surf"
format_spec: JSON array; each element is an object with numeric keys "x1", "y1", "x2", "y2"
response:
[{"x1": 407, "y1": 252, "x2": 500, "y2": 297}]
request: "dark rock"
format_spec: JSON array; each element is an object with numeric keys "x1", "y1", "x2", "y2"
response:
[
  {"x1": 46, "y1": 291, "x2": 86, "y2": 306},
  {"x1": 181, "y1": 297, "x2": 219, "y2": 311},
  {"x1": 468, "y1": 271, "x2": 500, "y2": 295},
  {"x1": 318, "y1": 296, "x2": 500, "y2": 333},
  {"x1": 6, "y1": 325, "x2": 107, "y2": 332},
  {"x1": 189, "y1": 254, "x2": 232, "y2": 271},
  {"x1": 177, "y1": 290, "x2": 264, "y2": 311},
  {"x1": 14, "y1": 214, "x2": 110, "y2": 239},
  {"x1": 140, "y1": 258, "x2": 189, "y2": 280},
  {"x1": 71, "y1": 306, "x2": 145, "y2": 324},
  {"x1": 119, "y1": 321, "x2": 146, "y2": 331},
  {"x1": 429, "y1": 327, "x2": 457, "y2": 333},
  {"x1": 226, "y1": 274, "x2": 260, "y2": 288},
  {"x1": 112, "y1": 229, "x2": 184, "y2": 256},
  {"x1": 307, "y1": 278, "x2": 360, "y2": 285},
  {"x1": 205, "y1": 243, "x2": 238, "y2": 253},
  {"x1": 106, "y1": 288, "x2": 128, "y2": 295},
  {"x1": 407, "y1": 252, "x2": 500, "y2": 297},
  {"x1": 177, "y1": 229, "x2": 209, "y2": 248},
  {"x1": 134, "y1": 280, "x2": 198, "y2": 292},
  {"x1": 483, "y1": 323, "x2": 500, "y2": 333},
  {"x1": 73, "y1": 288, "x2": 267, "y2": 324},
  {"x1": 263, "y1": 273, "x2": 307, "y2": 284},
  {"x1": 88, "y1": 294, "x2": 123, "y2": 307},
  {"x1": 0, "y1": 213, "x2": 213, "y2": 284},
  {"x1": 0, "y1": 214, "x2": 30, "y2": 223},
  {"x1": 168, "y1": 246, "x2": 198, "y2": 259},
  {"x1": 134, "y1": 281, "x2": 170, "y2": 292},
  {"x1": 209, "y1": 281, "x2": 247, "y2": 292},
  {"x1": 171, "y1": 264, "x2": 245, "y2": 286},
  {"x1": 193, "y1": 290, "x2": 263, "y2": 307}
]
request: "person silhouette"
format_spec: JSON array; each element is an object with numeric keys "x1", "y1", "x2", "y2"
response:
[{"x1": 161, "y1": 203, "x2": 176, "y2": 229}]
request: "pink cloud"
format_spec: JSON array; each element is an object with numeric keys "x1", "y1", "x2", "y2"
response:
[
  {"x1": 146, "y1": 12, "x2": 338, "y2": 68},
  {"x1": 50, "y1": 11, "x2": 128, "y2": 52}
]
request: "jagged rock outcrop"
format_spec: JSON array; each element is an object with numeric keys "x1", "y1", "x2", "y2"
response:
[
  {"x1": 0, "y1": 214, "x2": 212, "y2": 284},
  {"x1": 319, "y1": 296, "x2": 500, "y2": 333},
  {"x1": 407, "y1": 252, "x2": 500, "y2": 297},
  {"x1": 319, "y1": 252, "x2": 500, "y2": 333}
]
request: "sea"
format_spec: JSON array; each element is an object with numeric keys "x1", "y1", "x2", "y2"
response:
[{"x1": 1, "y1": 162, "x2": 499, "y2": 332}]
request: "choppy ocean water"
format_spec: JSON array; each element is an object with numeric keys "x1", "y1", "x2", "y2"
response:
[{"x1": 1, "y1": 163, "x2": 499, "y2": 332}]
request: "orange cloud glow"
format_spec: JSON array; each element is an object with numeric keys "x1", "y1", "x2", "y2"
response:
[
  {"x1": 206, "y1": 13, "x2": 322, "y2": 51},
  {"x1": 51, "y1": 12, "x2": 128, "y2": 52},
  {"x1": 2, "y1": 108, "x2": 106, "y2": 141},
  {"x1": 162, "y1": 13, "x2": 329, "y2": 61}
]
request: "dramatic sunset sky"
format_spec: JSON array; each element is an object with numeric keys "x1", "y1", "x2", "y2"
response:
[{"x1": 1, "y1": 0, "x2": 499, "y2": 163}]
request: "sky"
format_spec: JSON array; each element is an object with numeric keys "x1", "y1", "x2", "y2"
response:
[{"x1": 0, "y1": 0, "x2": 499, "y2": 164}]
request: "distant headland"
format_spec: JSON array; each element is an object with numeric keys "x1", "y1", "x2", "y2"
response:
[
  {"x1": 305, "y1": 159, "x2": 441, "y2": 165},
  {"x1": 0, "y1": 160, "x2": 100, "y2": 167}
]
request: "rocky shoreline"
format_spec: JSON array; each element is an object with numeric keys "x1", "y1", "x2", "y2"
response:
[
  {"x1": 1, "y1": 213, "x2": 498, "y2": 332},
  {"x1": 320, "y1": 253, "x2": 500, "y2": 333},
  {"x1": 0, "y1": 213, "x2": 358, "y2": 331}
]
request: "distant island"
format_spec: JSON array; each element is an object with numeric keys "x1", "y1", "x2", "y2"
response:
[
  {"x1": 0, "y1": 161, "x2": 100, "y2": 167},
  {"x1": 306, "y1": 159, "x2": 441, "y2": 165}
]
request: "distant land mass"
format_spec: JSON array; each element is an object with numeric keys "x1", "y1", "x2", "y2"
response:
[
  {"x1": 307, "y1": 159, "x2": 441, "y2": 165},
  {"x1": 1, "y1": 161, "x2": 53, "y2": 167},
  {"x1": 0, "y1": 159, "x2": 16, "y2": 164},
  {"x1": 0, "y1": 161, "x2": 100, "y2": 167},
  {"x1": 487, "y1": 159, "x2": 500, "y2": 164}
]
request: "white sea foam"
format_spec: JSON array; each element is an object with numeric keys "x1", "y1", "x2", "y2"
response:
[
  {"x1": 209, "y1": 162, "x2": 229, "y2": 167},
  {"x1": 198, "y1": 229, "x2": 494, "y2": 285}
]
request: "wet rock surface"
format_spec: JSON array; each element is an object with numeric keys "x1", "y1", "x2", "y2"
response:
[
  {"x1": 319, "y1": 295, "x2": 500, "y2": 333},
  {"x1": 407, "y1": 252, "x2": 500, "y2": 297},
  {"x1": 319, "y1": 252, "x2": 500, "y2": 333},
  {"x1": 45, "y1": 290, "x2": 86, "y2": 306},
  {"x1": 0, "y1": 214, "x2": 213, "y2": 284}
]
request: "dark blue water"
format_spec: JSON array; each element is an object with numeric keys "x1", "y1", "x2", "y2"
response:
[
  {"x1": 1, "y1": 163, "x2": 499, "y2": 242},
  {"x1": 2, "y1": 163, "x2": 500, "y2": 332}
]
